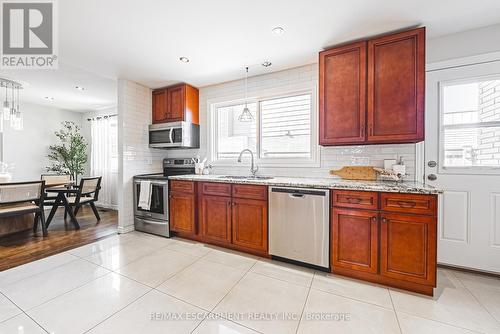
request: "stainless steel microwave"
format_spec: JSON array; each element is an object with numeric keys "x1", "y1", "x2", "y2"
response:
[{"x1": 149, "y1": 121, "x2": 200, "y2": 149}]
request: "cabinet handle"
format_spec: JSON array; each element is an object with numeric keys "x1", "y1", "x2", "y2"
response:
[
  {"x1": 371, "y1": 216, "x2": 377, "y2": 223},
  {"x1": 382, "y1": 217, "x2": 387, "y2": 223},
  {"x1": 397, "y1": 201, "x2": 416, "y2": 208},
  {"x1": 346, "y1": 197, "x2": 362, "y2": 204}
]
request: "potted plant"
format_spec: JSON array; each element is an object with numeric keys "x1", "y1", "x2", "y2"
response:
[{"x1": 46, "y1": 121, "x2": 88, "y2": 181}]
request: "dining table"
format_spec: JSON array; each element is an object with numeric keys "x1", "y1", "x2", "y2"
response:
[{"x1": 45, "y1": 185, "x2": 80, "y2": 229}]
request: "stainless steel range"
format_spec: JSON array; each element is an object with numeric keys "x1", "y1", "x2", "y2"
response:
[{"x1": 133, "y1": 158, "x2": 194, "y2": 237}]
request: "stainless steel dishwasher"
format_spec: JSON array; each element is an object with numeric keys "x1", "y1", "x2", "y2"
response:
[{"x1": 269, "y1": 187, "x2": 330, "y2": 269}]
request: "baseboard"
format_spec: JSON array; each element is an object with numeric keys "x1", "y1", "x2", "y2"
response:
[{"x1": 117, "y1": 225, "x2": 135, "y2": 234}]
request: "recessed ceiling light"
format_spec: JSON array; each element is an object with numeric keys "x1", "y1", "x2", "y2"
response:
[
  {"x1": 44, "y1": 96, "x2": 54, "y2": 101},
  {"x1": 75, "y1": 86, "x2": 85, "y2": 91},
  {"x1": 272, "y1": 27, "x2": 285, "y2": 36},
  {"x1": 261, "y1": 61, "x2": 272, "y2": 67},
  {"x1": 179, "y1": 57, "x2": 190, "y2": 63}
]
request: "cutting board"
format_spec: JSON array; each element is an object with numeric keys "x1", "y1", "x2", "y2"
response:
[{"x1": 329, "y1": 166, "x2": 377, "y2": 181}]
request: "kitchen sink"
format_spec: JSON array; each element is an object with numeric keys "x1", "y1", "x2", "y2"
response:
[{"x1": 218, "y1": 175, "x2": 274, "y2": 180}]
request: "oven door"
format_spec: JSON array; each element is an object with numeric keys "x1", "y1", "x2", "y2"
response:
[
  {"x1": 133, "y1": 180, "x2": 168, "y2": 220},
  {"x1": 149, "y1": 126, "x2": 183, "y2": 148}
]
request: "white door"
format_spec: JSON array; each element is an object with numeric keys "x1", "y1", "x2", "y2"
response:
[{"x1": 425, "y1": 57, "x2": 500, "y2": 273}]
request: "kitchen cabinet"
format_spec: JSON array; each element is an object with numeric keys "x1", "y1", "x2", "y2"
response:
[
  {"x1": 319, "y1": 27, "x2": 425, "y2": 146},
  {"x1": 331, "y1": 189, "x2": 437, "y2": 295},
  {"x1": 169, "y1": 180, "x2": 197, "y2": 236},
  {"x1": 367, "y1": 28, "x2": 425, "y2": 143},
  {"x1": 332, "y1": 208, "x2": 378, "y2": 273},
  {"x1": 169, "y1": 192, "x2": 196, "y2": 234},
  {"x1": 200, "y1": 195, "x2": 232, "y2": 244},
  {"x1": 319, "y1": 41, "x2": 367, "y2": 145},
  {"x1": 232, "y1": 198, "x2": 268, "y2": 253},
  {"x1": 199, "y1": 182, "x2": 268, "y2": 255},
  {"x1": 152, "y1": 83, "x2": 199, "y2": 124},
  {"x1": 380, "y1": 213, "x2": 436, "y2": 286},
  {"x1": 152, "y1": 89, "x2": 168, "y2": 123}
]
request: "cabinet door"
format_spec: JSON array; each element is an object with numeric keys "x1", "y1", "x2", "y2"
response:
[
  {"x1": 232, "y1": 198, "x2": 268, "y2": 253},
  {"x1": 200, "y1": 195, "x2": 232, "y2": 244},
  {"x1": 367, "y1": 27, "x2": 425, "y2": 143},
  {"x1": 152, "y1": 89, "x2": 168, "y2": 124},
  {"x1": 167, "y1": 85, "x2": 185, "y2": 122},
  {"x1": 319, "y1": 41, "x2": 367, "y2": 145},
  {"x1": 169, "y1": 192, "x2": 195, "y2": 234},
  {"x1": 332, "y1": 208, "x2": 378, "y2": 273},
  {"x1": 380, "y1": 213, "x2": 436, "y2": 286}
]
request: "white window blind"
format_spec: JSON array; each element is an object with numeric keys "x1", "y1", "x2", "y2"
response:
[
  {"x1": 260, "y1": 94, "x2": 311, "y2": 158},
  {"x1": 211, "y1": 91, "x2": 317, "y2": 166}
]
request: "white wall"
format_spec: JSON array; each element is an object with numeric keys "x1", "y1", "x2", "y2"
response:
[
  {"x1": 165, "y1": 64, "x2": 417, "y2": 180},
  {"x1": 117, "y1": 80, "x2": 166, "y2": 233},
  {"x1": 2, "y1": 102, "x2": 84, "y2": 181},
  {"x1": 427, "y1": 23, "x2": 500, "y2": 63}
]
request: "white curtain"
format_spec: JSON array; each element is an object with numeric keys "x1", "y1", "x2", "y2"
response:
[{"x1": 90, "y1": 116, "x2": 118, "y2": 209}]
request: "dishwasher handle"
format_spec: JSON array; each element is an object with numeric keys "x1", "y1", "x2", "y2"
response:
[
  {"x1": 271, "y1": 187, "x2": 327, "y2": 197},
  {"x1": 289, "y1": 193, "x2": 305, "y2": 199}
]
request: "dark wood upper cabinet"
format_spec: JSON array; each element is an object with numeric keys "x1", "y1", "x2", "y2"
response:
[
  {"x1": 152, "y1": 89, "x2": 168, "y2": 123},
  {"x1": 319, "y1": 41, "x2": 367, "y2": 145},
  {"x1": 152, "y1": 83, "x2": 199, "y2": 124},
  {"x1": 367, "y1": 28, "x2": 425, "y2": 143},
  {"x1": 319, "y1": 27, "x2": 425, "y2": 146}
]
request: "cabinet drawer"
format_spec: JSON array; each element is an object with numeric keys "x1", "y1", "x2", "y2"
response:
[
  {"x1": 332, "y1": 190, "x2": 378, "y2": 210},
  {"x1": 201, "y1": 182, "x2": 232, "y2": 196},
  {"x1": 170, "y1": 180, "x2": 194, "y2": 194},
  {"x1": 381, "y1": 193, "x2": 436, "y2": 216},
  {"x1": 232, "y1": 184, "x2": 267, "y2": 200}
]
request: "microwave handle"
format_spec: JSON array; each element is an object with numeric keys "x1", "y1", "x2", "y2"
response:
[{"x1": 169, "y1": 128, "x2": 173, "y2": 143}]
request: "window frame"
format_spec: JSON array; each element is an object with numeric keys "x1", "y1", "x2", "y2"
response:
[
  {"x1": 208, "y1": 86, "x2": 320, "y2": 168},
  {"x1": 438, "y1": 76, "x2": 500, "y2": 175}
]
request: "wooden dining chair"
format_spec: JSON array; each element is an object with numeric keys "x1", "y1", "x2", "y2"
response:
[
  {"x1": 41, "y1": 174, "x2": 72, "y2": 206},
  {"x1": 0, "y1": 181, "x2": 47, "y2": 236},
  {"x1": 67, "y1": 176, "x2": 102, "y2": 221}
]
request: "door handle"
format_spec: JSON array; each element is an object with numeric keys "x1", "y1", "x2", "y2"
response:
[
  {"x1": 427, "y1": 161, "x2": 437, "y2": 168},
  {"x1": 397, "y1": 201, "x2": 416, "y2": 208},
  {"x1": 289, "y1": 194, "x2": 305, "y2": 199},
  {"x1": 427, "y1": 174, "x2": 437, "y2": 181},
  {"x1": 371, "y1": 216, "x2": 377, "y2": 223}
]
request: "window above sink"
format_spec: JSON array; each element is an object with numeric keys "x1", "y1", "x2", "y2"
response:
[{"x1": 208, "y1": 88, "x2": 320, "y2": 168}]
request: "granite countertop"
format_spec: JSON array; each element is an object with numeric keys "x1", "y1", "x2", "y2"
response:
[{"x1": 168, "y1": 174, "x2": 442, "y2": 195}]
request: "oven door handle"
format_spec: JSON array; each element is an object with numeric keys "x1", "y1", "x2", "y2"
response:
[
  {"x1": 135, "y1": 217, "x2": 167, "y2": 225},
  {"x1": 169, "y1": 128, "x2": 174, "y2": 144}
]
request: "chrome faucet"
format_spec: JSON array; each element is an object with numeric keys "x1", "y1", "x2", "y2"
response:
[{"x1": 237, "y1": 149, "x2": 259, "y2": 177}]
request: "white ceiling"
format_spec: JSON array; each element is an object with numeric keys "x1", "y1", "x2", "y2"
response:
[{"x1": 1, "y1": 0, "x2": 500, "y2": 111}]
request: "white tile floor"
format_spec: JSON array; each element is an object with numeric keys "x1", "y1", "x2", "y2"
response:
[{"x1": 0, "y1": 231, "x2": 499, "y2": 334}]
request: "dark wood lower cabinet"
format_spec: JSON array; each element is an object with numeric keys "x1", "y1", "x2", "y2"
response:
[
  {"x1": 331, "y1": 190, "x2": 437, "y2": 296},
  {"x1": 200, "y1": 195, "x2": 232, "y2": 244},
  {"x1": 232, "y1": 198, "x2": 268, "y2": 253},
  {"x1": 380, "y1": 213, "x2": 436, "y2": 286},
  {"x1": 169, "y1": 192, "x2": 196, "y2": 234},
  {"x1": 332, "y1": 208, "x2": 378, "y2": 273}
]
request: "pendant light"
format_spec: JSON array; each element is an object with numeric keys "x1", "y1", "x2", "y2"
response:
[
  {"x1": 238, "y1": 66, "x2": 254, "y2": 122},
  {"x1": 3, "y1": 84, "x2": 9, "y2": 120},
  {"x1": 0, "y1": 78, "x2": 23, "y2": 131}
]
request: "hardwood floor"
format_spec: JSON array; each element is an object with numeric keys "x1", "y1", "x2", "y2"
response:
[{"x1": 0, "y1": 206, "x2": 118, "y2": 271}]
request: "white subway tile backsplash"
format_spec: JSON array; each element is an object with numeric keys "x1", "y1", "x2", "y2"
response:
[{"x1": 165, "y1": 64, "x2": 417, "y2": 180}]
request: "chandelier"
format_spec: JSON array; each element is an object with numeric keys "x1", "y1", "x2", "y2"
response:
[{"x1": 0, "y1": 78, "x2": 23, "y2": 131}]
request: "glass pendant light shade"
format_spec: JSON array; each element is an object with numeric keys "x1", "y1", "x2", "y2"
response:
[
  {"x1": 1, "y1": 79, "x2": 22, "y2": 128},
  {"x1": 238, "y1": 66, "x2": 254, "y2": 122},
  {"x1": 3, "y1": 100, "x2": 10, "y2": 120}
]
